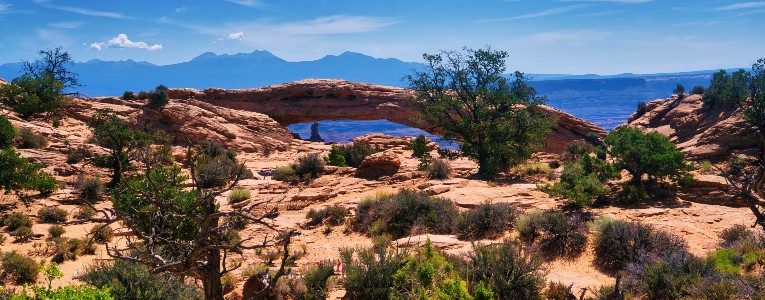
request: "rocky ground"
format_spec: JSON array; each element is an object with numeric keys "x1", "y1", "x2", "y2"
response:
[{"x1": 0, "y1": 82, "x2": 755, "y2": 298}]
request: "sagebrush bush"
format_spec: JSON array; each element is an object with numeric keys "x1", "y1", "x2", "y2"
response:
[
  {"x1": 122, "y1": 90, "x2": 134, "y2": 100},
  {"x1": 90, "y1": 224, "x2": 113, "y2": 244},
  {"x1": 342, "y1": 246, "x2": 407, "y2": 300},
  {"x1": 16, "y1": 127, "x2": 48, "y2": 149},
  {"x1": 272, "y1": 165, "x2": 299, "y2": 183},
  {"x1": 13, "y1": 226, "x2": 34, "y2": 243},
  {"x1": 228, "y1": 188, "x2": 251, "y2": 204},
  {"x1": 427, "y1": 158, "x2": 452, "y2": 180},
  {"x1": 221, "y1": 273, "x2": 238, "y2": 292},
  {"x1": 561, "y1": 141, "x2": 593, "y2": 162},
  {"x1": 0, "y1": 116, "x2": 14, "y2": 148},
  {"x1": 38, "y1": 206, "x2": 68, "y2": 224},
  {"x1": 48, "y1": 225, "x2": 65, "y2": 239},
  {"x1": 469, "y1": 239, "x2": 546, "y2": 299},
  {"x1": 52, "y1": 237, "x2": 96, "y2": 263},
  {"x1": 536, "y1": 211, "x2": 587, "y2": 259},
  {"x1": 306, "y1": 205, "x2": 347, "y2": 227},
  {"x1": 456, "y1": 202, "x2": 516, "y2": 240},
  {"x1": 77, "y1": 175, "x2": 104, "y2": 201},
  {"x1": 516, "y1": 209, "x2": 544, "y2": 242},
  {"x1": 5, "y1": 212, "x2": 32, "y2": 231},
  {"x1": 74, "y1": 205, "x2": 96, "y2": 220},
  {"x1": 295, "y1": 153, "x2": 325, "y2": 180},
  {"x1": 302, "y1": 260, "x2": 335, "y2": 299},
  {"x1": 83, "y1": 259, "x2": 203, "y2": 300},
  {"x1": 592, "y1": 218, "x2": 688, "y2": 273},
  {"x1": 0, "y1": 251, "x2": 39, "y2": 284},
  {"x1": 194, "y1": 141, "x2": 253, "y2": 188},
  {"x1": 635, "y1": 101, "x2": 648, "y2": 118},
  {"x1": 147, "y1": 84, "x2": 169, "y2": 110},
  {"x1": 719, "y1": 224, "x2": 754, "y2": 247},
  {"x1": 354, "y1": 189, "x2": 458, "y2": 239},
  {"x1": 329, "y1": 141, "x2": 376, "y2": 168}
]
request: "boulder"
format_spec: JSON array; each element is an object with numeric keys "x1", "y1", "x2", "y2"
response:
[{"x1": 355, "y1": 150, "x2": 401, "y2": 178}]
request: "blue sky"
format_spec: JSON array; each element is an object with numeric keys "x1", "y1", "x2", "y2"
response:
[{"x1": 0, "y1": 0, "x2": 763, "y2": 74}]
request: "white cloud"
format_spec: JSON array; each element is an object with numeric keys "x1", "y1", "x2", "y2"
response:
[
  {"x1": 224, "y1": 0, "x2": 265, "y2": 8},
  {"x1": 49, "y1": 21, "x2": 83, "y2": 29},
  {"x1": 277, "y1": 15, "x2": 400, "y2": 35},
  {"x1": 716, "y1": 1, "x2": 765, "y2": 11},
  {"x1": 478, "y1": 5, "x2": 588, "y2": 22},
  {"x1": 33, "y1": 0, "x2": 130, "y2": 19},
  {"x1": 227, "y1": 32, "x2": 244, "y2": 40},
  {"x1": 90, "y1": 34, "x2": 162, "y2": 51}
]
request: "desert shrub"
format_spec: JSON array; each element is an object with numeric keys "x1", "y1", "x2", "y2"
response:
[
  {"x1": 391, "y1": 240, "x2": 473, "y2": 299},
  {"x1": 592, "y1": 218, "x2": 688, "y2": 273},
  {"x1": 583, "y1": 132, "x2": 601, "y2": 145},
  {"x1": 353, "y1": 189, "x2": 458, "y2": 239},
  {"x1": 325, "y1": 145, "x2": 347, "y2": 167},
  {"x1": 699, "y1": 160, "x2": 712, "y2": 172},
  {"x1": 51, "y1": 118, "x2": 61, "y2": 128},
  {"x1": 708, "y1": 248, "x2": 742, "y2": 274},
  {"x1": 618, "y1": 184, "x2": 647, "y2": 203},
  {"x1": 77, "y1": 175, "x2": 104, "y2": 201},
  {"x1": 331, "y1": 141, "x2": 376, "y2": 168},
  {"x1": 52, "y1": 237, "x2": 95, "y2": 263},
  {"x1": 719, "y1": 224, "x2": 755, "y2": 247},
  {"x1": 146, "y1": 84, "x2": 169, "y2": 110},
  {"x1": 305, "y1": 205, "x2": 347, "y2": 227},
  {"x1": 272, "y1": 165, "x2": 299, "y2": 183},
  {"x1": 136, "y1": 91, "x2": 149, "y2": 100},
  {"x1": 122, "y1": 90, "x2": 134, "y2": 100},
  {"x1": 74, "y1": 205, "x2": 96, "y2": 220},
  {"x1": 5, "y1": 212, "x2": 32, "y2": 231},
  {"x1": 47, "y1": 225, "x2": 65, "y2": 239},
  {"x1": 38, "y1": 206, "x2": 67, "y2": 224},
  {"x1": 411, "y1": 134, "x2": 429, "y2": 158},
  {"x1": 228, "y1": 188, "x2": 251, "y2": 204},
  {"x1": 295, "y1": 153, "x2": 325, "y2": 180},
  {"x1": 342, "y1": 246, "x2": 407, "y2": 300},
  {"x1": 0, "y1": 252, "x2": 39, "y2": 284},
  {"x1": 427, "y1": 158, "x2": 452, "y2": 180},
  {"x1": 192, "y1": 141, "x2": 252, "y2": 188},
  {"x1": 13, "y1": 284, "x2": 114, "y2": 300},
  {"x1": 221, "y1": 273, "x2": 238, "y2": 292},
  {"x1": 561, "y1": 141, "x2": 593, "y2": 162},
  {"x1": 542, "y1": 155, "x2": 617, "y2": 207},
  {"x1": 302, "y1": 260, "x2": 335, "y2": 300},
  {"x1": 83, "y1": 259, "x2": 203, "y2": 300},
  {"x1": 545, "y1": 281, "x2": 569, "y2": 300},
  {"x1": 90, "y1": 224, "x2": 113, "y2": 244},
  {"x1": 16, "y1": 128, "x2": 48, "y2": 149},
  {"x1": 0, "y1": 116, "x2": 14, "y2": 148},
  {"x1": 516, "y1": 209, "x2": 545, "y2": 242},
  {"x1": 517, "y1": 210, "x2": 587, "y2": 259},
  {"x1": 468, "y1": 239, "x2": 545, "y2": 300},
  {"x1": 13, "y1": 226, "x2": 34, "y2": 243},
  {"x1": 703, "y1": 69, "x2": 749, "y2": 108},
  {"x1": 513, "y1": 163, "x2": 554, "y2": 179},
  {"x1": 635, "y1": 101, "x2": 648, "y2": 118},
  {"x1": 690, "y1": 85, "x2": 705, "y2": 95},
  {"x1": 456, "y1": 202, "x2": 516, "y2": 240},
  {"x1": 674, "y1": 83, "x2": 685, "y2": 98}
]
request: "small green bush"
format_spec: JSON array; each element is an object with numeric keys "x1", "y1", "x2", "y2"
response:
[
  {"x1": 583, "y1": 132, "x2": 601, "y2": 145},
  {"x1": 561, "y1": 141, "x2": 593, "y2": 162},
  {"x1": 0, "y1": 116, "x2": 14, "y2": 149},
  {"x1": 329, "y1": 141, "x2": 377, "y2": 168},
  {"x1": 469, "y1": 239, "x2": 546, "y2": 299},
  {"x1": 295, "y1": 153, "x2": 325, "y2": 180},
  {"x1": 47, "y1": 225, "x2": 65, "y2": 239},
  {"x1": 342, "y1": 246, "x2": 407, "y2": 300},
  {"x1": 221, "y1": 273, "x2": 238, "y2": 292},
  {"x1": 699, "y1": 160, "x2": 712, "y2": 172},
  {"x1": 411, "y1": 134, "x2": 429, "y2": 158},
  {"x1": 122, "y1": 91, "x2": 134, "y2": 100},
  {"x1": 147, "y1": 84, "x2": 169, "y2": 110},
  {"x1": 52, "y1": 237, "x2": 96, "y2": 263},
  {"x1": 541, "y1": 154, "x2": 618, "y2": 207},
  {"x1": 708, "y1": 248, "x2": 742, "y2": 274},
  {"x1": 228, "y1": 188, "x2": 251, "y2": 204},
  {"x1": 13, "y1": 226, "x2": 34, "y2": 243},
  {"x1": 516, "y1": 210, "x2": 587, "y2": 259},
  {"x1": 592, "y1": 218, "x2": 688, "y2": 273},
  {"x1": 325, "y1": 145, "x2": 347, "y2": 167},
  {"x1": 306, "y1": 205, "x2": 347, "y2": 227},
  {"x1": 74, "y1": 205, "x2": 96, "y2": 220},
  {"x1": 354, "y1": 189, "x2": 458, "y2": 239},
  {"x1": 0, "y1": 251, "x2": 39, "y2": 284},
  {"x1": 38, "y1": 206, "x2": 68, "y2": 224},
  {"x1": 302, "y1": 260, "x2": 335, "y2": 299},
  {"x1": 5, "y1": 212, "x2": 33, "y2": 231},
  {"x1": 516, "y1": 209, "x2": 545, "y2": 242},
  {"x1": 77, "y1": 175, "x2": 104, "y2": 201},
  {"x1": 635, "y1": 101, "x2": 648, "y2": 118},
  {"x1": 719, "y1": 224, "x2": 754, "y2": 247},
  {"x1": 427, "y1": 158, "x2": 452, "y2": 180},
  {"x1": 690, "y1": 85, "x2": 705, "y2": 95},
  {"x1": 16, "y1": 127, "x2": 48, "y2": 149},
  {"x1": 703, "y1": 69, "x2": 749, "y2": 108},
  {"x1": 90, "y1": 224, "x2": 113, "y2": 244},
  {"x1": 82, "y1": 259, "x2": 203, "y2": 300},
  {"x1": 272, "y1": 165, "x2": 299, "y2": 183},
  {"x1": 456, "y1": 202, "x2": 516, "y2": 240}
]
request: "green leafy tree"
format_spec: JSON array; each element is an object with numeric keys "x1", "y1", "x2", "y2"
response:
[
  {"x1": 410, "y1": 134, "x2": 429, "y2": 158},
  {"x1": 88, "y1": 109, "x2": 152, "y2": 186},
  {"x1": 0, "y1": 148, "x2": 57, "y2": 200},
  {"x1": 673, "y1": 83, "x2": 685, "y2": 99},
  {"x1": 407, "y1": 47, "x2": 553, "y2": 176},
  {"x1": 0, "y1": 73, "x2": 66, "y2": 119},
  {"x1": 603, "y1": 127, "x2": 688, "y2": 187},
  {"x1": 703, "y1": 69, "x2": 749, "y2": 108},
  {"x1": 147, "y1": 84, "x2": 169, "y2": 110},
  {"x1": 88, "y1": 145, "x2": 294, "y2": 300},
  {"x1": 0, "y1": 115, "x2": 15, "y2": 148},
  {"x1": 690, "y1": 85, "x2": 705, "y2": 95},
  {"x1": 21, "y1": 46, "x2": 81, "y2": 94}
]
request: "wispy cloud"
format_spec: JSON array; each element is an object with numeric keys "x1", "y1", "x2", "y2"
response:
[
  {"x1": 716, "y1": 1, "x2": 765, "y2": 11},
  {"x1": 478, "y1": 5, "x2": 587, "y2": 22},
  {"x1": 49, "y1": 21, "x2": 83, "y2": 29},
  {"x1": 561, "y1": 0, "x2": 652, "y2": 3},
  {"x1": 0, "y1": 3, "x2": 10, "y2": 13},
  {"x1": 162, "y1": 15, "x2": 400, "y2": 36},
  {"x1": 224, "y1": 0, "x2": 266, "y2": 8},
  {"x1": 227, "y1": 32, "x2": 244, "y2": 40},
  {"x1": 90, "y1": 34, "x2": 162, "y2": 51},
  {"x1": 33, "y1": 0, "x2": 131, "y2": 19},
  {"x1": 522, "y1": 29, "x2": 609, "y2": 45}
]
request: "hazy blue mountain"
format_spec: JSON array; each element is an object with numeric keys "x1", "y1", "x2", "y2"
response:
[{"x1": 0, "y1": 50, "x2": 746, "y2": 138}]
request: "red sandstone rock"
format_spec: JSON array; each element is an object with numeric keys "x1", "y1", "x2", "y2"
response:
[{"x1": 355, "y1": 150, "x2": 401, "y2": 178}]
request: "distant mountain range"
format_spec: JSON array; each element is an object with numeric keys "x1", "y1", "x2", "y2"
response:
[{"x1": 0, "y1": 50, "x2": 745, "y2": 131}]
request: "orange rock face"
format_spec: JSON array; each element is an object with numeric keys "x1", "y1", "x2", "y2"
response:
[
  {"x1": 168, "y1": 79, "x2": 605, "y2": 154},
  {"x1": 355, "y1": 150, "x2": 401, "y2": 178},
  {"x1": 625, "y1": 94, "x2": 758, "y2": 161}
]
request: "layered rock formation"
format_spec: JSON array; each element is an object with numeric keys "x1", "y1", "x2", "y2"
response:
[
  {"x1": 168, "y1": 79, "x2": 605, "y2": 154},
  {"x1": 625, "y1": 94, "x2": 758, "y2": 161}
]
